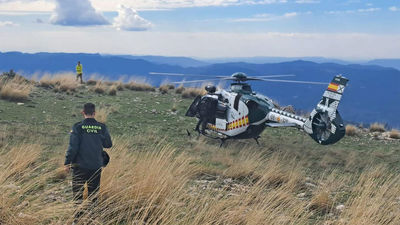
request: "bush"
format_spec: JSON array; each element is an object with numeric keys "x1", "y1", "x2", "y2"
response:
[
  {"x1": 345, "y1": 125, "x2": 358, "y2": 136},
  {"x1": 92, "y1": 82, "x2": 106, "y2": 94},
  {"x1": 124, "y1": 81, "x2": 155, "y2": 92},
  {"x1": 389, "y1": 129, "x2": 400, "y2": 139},
  {"x1": 39, "y1": 74, "x2": 78, "y2": 92},
  {"x1": 159, "y1": 84, "x2": 171, "y2": 94},
  {"x1": 175, "y1": 85, "x2": 185, "y2": 94},
  {"x1": 86, "y1": 79, "x2": 97, "y2": 85},
  {"x1": 181, "y1": 87, "x2": 206, "y2": 98},
  {"x1": 0, "y1": 76, "x2": 32, "y2": 102},
  {"x1": 369, "y1": 123, "x2": 386, "y2": 133},
  {"x1": 108, "y1": 85, "x2": 117, "y2": 96}
]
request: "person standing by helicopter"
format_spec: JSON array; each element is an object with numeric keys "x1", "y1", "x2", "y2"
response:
[{"x1": 195, "y1": 85, "x2": 219, "y2": 134}]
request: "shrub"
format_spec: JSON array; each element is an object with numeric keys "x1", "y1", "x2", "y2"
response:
[
  {"x1": 389, "y1": 129, "x2": 400, "y2": 139},
  {"x1": 175, "y1": 85, "x2": 185, "y2": 94},
  {"x1": 86, "y1": 79, "x2": 97, "y2": 85},
  {"x1": 346, "y1": 125, "x2": 358, "y2": 136},
  {"x1": 108, "y1": 85, "x2": 117, "y2": 96},
  {"x1": 124, "y1": 81, "x2": 155, "y2": 92},
  {"x1": 181, "y1": 87, "x2": 206, "y2": 98},
  {"x1": 39, "y1": 74, "x2": 78, "y2": 92},
  {"x1": 159, "y1": 84, "x2": 170, "y2": 94},
  {"x1": 92, "y1": 82, "x2": 106, "y2": 94},
  {"x1": 0, "y1": 77, "x2": 32, "y2": 102},
  {"x1": 369, "y1": 123, "x2": 386, "y2": 133}
]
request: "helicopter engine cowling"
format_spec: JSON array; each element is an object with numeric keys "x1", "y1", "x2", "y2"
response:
[{"x1": 303, "y1": 75, "x2": 349, "y2": 145}]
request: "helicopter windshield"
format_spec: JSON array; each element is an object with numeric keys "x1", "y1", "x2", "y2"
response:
[{"x1": 230, "y1": 84, "x2": 252, "y2": 93}]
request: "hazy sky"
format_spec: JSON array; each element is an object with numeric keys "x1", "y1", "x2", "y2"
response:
[{"x1": 0, "y1": 0, "x2": 399, "y2": 59}]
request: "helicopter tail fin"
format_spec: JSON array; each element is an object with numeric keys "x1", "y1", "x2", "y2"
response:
[{"x1": 304, "y1": 75, "x2": 349, "y2": 145}]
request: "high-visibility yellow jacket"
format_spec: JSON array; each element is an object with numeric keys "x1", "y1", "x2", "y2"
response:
[{"x1": 76, "y1": 64, "x2": 83, "y2": 74}]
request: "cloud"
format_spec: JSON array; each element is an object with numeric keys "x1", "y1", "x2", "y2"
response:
[
  {"x1": 0, "y1": 20, "x2": 18, "y2": 26},
  {"x1": 295, "y1": 0, "x2": 319, "y2": 3},
  {"x1": 113, "y1": 5, "x2": 152, "y2": 31},
  {"x1": 231, "y1": 11, "x2": 300, "y2": 22},
  {"x1": 50, "y1": 0, "x2": 109, "y2": 26},
  {"x1": 389, "y1": 6, "x2": 399, "y2": 12},
  {"x1": 326, "y1": 8, "x2": 380, "y2": 15}
]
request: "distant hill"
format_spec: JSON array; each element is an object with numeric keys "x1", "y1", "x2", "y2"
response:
[
  {"x1": 113, "y1": 55, "x2": 209, "y2": 68},
  {"x1": 1, "y1": 51, "x2": 400, "y2": 127},
  {"x1": 367, "y1": 59, "x2": 400, "y2": 70},
  {"x1": 203, "y1": 56, "x2": 358, "y2": 65}
]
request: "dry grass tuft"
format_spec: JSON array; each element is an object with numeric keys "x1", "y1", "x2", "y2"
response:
[
  {"x1": 181, "y1": 87, "x2": 206, "y2": 98},
  {"x1": 95, "y1": 107, "x2": 111, "y2": 123},
  {"x1": 124, "y1": 81, "x2": 155, "y2": 92},
  {"x1": 108, "y1": 85, "x2": 117, "y2": 96},
  {"x1": 175, "y1": 85, "x2": 185, "y2": 94},
  {"x1": 345, "y1": 124, "x2": 359, "y2": 136},
  {"x1": 369, "y1": 123, "x2": 386, "y2": 132},
  {"x1": 39, "y1": 73, "x2": 78, "y2": 92},
  {"x1": 91, "y1": 82, "x2": 107, "y2": 94},
  {"x1": 159, "y1": 84, "x2": 174, "y2": 94},
  {"x1": 309, "y1": 191, "x2": 333, "y2": 213},
  {"x1": 86, "y1": 79, "x2": 97, "y2": 86},
  {"x1": 389, "y1": 129, "x2": 400, "y2": 139},
  {"x1": 0, "y1": 76, "x2": 32, "y2": 101}
]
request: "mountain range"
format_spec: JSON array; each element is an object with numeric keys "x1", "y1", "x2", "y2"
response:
[{"x1": 1, "y1": 51, "x2": 399, "y2": 127}]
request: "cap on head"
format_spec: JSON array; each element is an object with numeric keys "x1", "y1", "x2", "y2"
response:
[
  {"x1": 83, "y1": 103, "x2": 95, "y2": 115},
  {"x1": 205, "y1": 85, "x2": 216, "y2": 93}
]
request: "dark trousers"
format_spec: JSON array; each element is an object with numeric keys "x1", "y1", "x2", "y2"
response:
[
  {"x1": 195, "y1": 116, "x2": 210, "y2": 133},
  {"x1": 76, "y1": 73, "x2": 83, "y2": 84},
  {"x1": 72, "y1": 167, "x2": 101, "y2": 220},
  {"x1": 72, "y1": 167, "x2": 101, "y2": 203}
]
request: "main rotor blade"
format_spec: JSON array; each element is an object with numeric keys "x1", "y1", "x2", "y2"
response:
[
  {"x1": 149, "y1": 72, "x2": 226, "y2": 78},
  {"x1": 172, "y1": 79, "x2": 226, "y2": 84},
  {"x1": 260, "y1": 78, "x2": 328, "y2": 85},
  {"x1": 256, "y1": 74, "x2": 296, "y2": 78}
]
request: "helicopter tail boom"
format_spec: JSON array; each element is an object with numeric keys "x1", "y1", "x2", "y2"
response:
[{"x1": 303, "y1": 75, "x2": 349, "y2": 145}]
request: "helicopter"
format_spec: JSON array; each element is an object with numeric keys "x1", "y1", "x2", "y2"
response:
[{"x1": 150, "y1": 72, "x2": 349, "y2": 146}]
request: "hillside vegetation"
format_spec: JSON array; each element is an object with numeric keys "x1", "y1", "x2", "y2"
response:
[{"x1": 0, "y1": 73, "x2": 400, "y2": 225}]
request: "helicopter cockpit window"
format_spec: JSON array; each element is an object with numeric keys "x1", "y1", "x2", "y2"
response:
[{"x1": 242, "y1": 85, "x2": 252, "y2": 92}]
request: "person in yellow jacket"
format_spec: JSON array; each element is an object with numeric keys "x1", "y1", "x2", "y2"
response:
[{"x1": 76, "y1": 61, "x2": 83, "y2": 84}]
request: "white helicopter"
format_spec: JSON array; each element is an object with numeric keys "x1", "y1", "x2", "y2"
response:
[{"x1": 150, "y1": 72, "x2": 349, "y2": 146}]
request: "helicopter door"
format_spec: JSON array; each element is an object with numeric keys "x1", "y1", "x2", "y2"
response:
[{"x1": 185, "y1": 95, "x2": 201, "y2": 117}]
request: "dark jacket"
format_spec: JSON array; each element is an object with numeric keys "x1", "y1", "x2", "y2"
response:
[{"x1": 64, "y1": 118, "x2": 112, "y2": 170}]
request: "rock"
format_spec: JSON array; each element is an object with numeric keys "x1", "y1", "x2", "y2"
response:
[
  {"x1": 336, "y1": 204, "x2": 345, "y2": 211},
  {"x1": 297, "y1": 193, "x2": 306, "y2": 198},
  {"x1": 305, "y1": 182, "x2": 317, "y2": 188},
  {"x1": 151, "y1": 109, "x2": 157, "y2": 114},
  {"x1": 42, "y1": 111, "x2": 46, "y2": 114},
  {"x1": 17, "y1": 102, "x2": 24, "y2": 106}
]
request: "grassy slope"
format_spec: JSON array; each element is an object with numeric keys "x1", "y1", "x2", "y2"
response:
[{"x1": 1, "y1": 82, "x2": 400, "y2": 224}]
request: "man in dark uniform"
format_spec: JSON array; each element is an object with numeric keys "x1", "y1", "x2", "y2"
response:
[
  {"x1": 64, "y1": 103, "x2": 112, "y2": 222},
  {"x1": 195, "y1": 85, "x2": 218, "y2": 134}
]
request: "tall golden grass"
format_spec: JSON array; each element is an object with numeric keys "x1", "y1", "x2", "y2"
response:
[
  {"x1": 345, "y1": 124, "x2": 358, "y2": 136},
  {"x1": 0, "y1": 75, "x2": 32, "y2": 101},
  {"x1": 181, "y1": 87, "x2": 206, "y2": 98},
  {"x1": 124, "y1": 81, "x2": 155, "y2": 92},
  {"x1": 0, "y1": 134, "x2": 399, "y2": 224},
  {"x1": 369, "y1": 123, "x2": 386, "y2": 132},
  {"x1": 39, "y1": 73, "x2": 79, "y2": 92}
]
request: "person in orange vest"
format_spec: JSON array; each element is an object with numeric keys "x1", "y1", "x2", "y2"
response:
[{"x1": 76, "y1": 61, "x2": 83, "y2": 84}]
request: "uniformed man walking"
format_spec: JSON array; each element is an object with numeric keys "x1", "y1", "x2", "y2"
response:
[
  {"x1": 195, "y1": 85, "x2": 218, "y2": 134},
  {"x1": 76, "y1": 61, "x2": 83, "y2": 84},
  {"x1": 64, "y1": 103, "x2": 112, "y2": 222}
]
